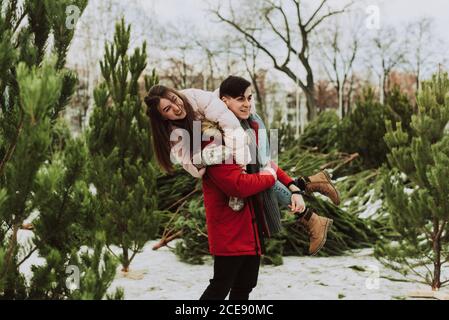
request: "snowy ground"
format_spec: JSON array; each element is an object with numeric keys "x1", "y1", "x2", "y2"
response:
[
  {"x1": 108, "y1": 240, "x2": 446, "y2": 300},
  {"x1": 17, "y1": 230, "x2": 448, "y2": 300}
]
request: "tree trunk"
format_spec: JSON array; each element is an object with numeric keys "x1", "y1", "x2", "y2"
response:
[
  {"x1": 338, "y1": 84, "x2": 344, "y2": 119},
  {"x1": 432, "y1": 235, "x2": 441, "y2": 291},
  {"x1": 379, "y1": 73, "x2": 385, "y2": 105},
  {"x1": 305, "y1": 87, "x2": 316, "y2": 121},
  {"x1": 346, "y1": 76, "x2": 355, "y2": 116},
  {"x1": 416, "y1": 69, "x2": 420, "y2": 93},
  {"x1": 122, "y1": 247, "x2": 130, "y2": 273},
  {"x1": 250, "y1": 75, "x2": 268, "y2": 126}
]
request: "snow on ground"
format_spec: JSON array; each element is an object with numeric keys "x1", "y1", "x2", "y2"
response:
[
  {"x1": 17, "y1": 230, "x2": 448, "y2": 300},
  {"x1": 108, "y1": 240, "x2": 443, "y2": 300},
  {"x1": 358, "y1": 199, "x2": 383, "y2": 219}
]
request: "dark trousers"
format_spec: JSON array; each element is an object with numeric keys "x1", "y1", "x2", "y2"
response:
[{"x1": 199, "y1": 255, "x2": 261, "y2": 300}]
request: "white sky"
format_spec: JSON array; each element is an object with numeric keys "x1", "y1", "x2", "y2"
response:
[
  {"x1": 67, "y1": 0, "x2": 449, "y2": 87},
  {"x1": 137, "y1": 0, "x2": 449, "y2": 67},
  {"x1": 143, "y1": 0, "x2": 449, "y2": 33}
]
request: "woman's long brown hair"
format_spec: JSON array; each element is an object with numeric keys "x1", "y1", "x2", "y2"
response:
[{"x1": 144, "y1": 85, "x2": 196, "y2": 173}]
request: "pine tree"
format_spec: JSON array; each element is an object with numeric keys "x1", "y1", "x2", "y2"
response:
[
  {"x1": 86, "y1": 18, "x2": 161, "y2": 273},
  {"x1": 338, "y1": 88, "x2": 391, "y2": 168},
  {"x1": 69, "y1": 232, "x2": 124, "y2": 300},
  {"x1": 338, "y1": 87, "x2": 415, "y2": 169},
  {"x1": 300, "y1": 110, "x2": 339, "y2": 153},
  {"x1": 27, "y1": 138, "x2": 121, "y2": 299},
  {"x1": 377, "y1": 71, "x2": 449, "y2": 290},
  {"x1": 1, "y1": 0, "x2": 120, "y2": 299}
]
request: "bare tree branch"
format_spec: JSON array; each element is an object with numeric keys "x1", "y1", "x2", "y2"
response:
[
  {"x1": 306, "y1": 7, "x2": 348, "y2": 33},
  {"x1": 263, "y1": 2, "x2": 297, "y2": 67},
  {"x1": 214, "y1": 8, "x2": 305, "y2": 91},
  {"x1": 304, "y1": 0, "x2": 326, "y2": 28}
]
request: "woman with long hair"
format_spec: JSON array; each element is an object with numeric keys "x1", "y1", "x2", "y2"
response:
[{"x1": 144, "y1": 85, "x2": 250, "y2": 178}]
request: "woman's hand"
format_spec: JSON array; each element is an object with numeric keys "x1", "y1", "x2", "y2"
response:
[{"x1": 288, "y1": 194, "x2": 305, "y2": 213}]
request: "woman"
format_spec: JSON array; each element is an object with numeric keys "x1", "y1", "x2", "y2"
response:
[{"x1": 144, "y1": 85, "x2": 251, "y2": 178}]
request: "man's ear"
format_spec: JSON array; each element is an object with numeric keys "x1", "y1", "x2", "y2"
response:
[{"x1": 221, "y1": 96, "x2": 228, "y2": 103}]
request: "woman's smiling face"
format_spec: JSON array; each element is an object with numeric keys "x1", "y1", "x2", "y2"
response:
[{"x1": 158, "y1": 93, "x2": 187, "y2": 120}]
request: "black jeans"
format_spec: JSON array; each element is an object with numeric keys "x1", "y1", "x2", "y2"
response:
[{"x1": 199, "y1": 255, "x2": 261, "y2": 300}]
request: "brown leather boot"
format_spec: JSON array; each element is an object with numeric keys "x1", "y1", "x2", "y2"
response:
[
  {"x1": 296, "y1": 209, "x2": 333, "y2": 256},
  {"x1": 300, "y1": 171, "x2": 340, "y2": 205}
]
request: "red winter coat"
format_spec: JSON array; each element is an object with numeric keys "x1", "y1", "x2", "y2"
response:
[{"x1": 202, "y1": 120, "x2": 294, "y2": 256}]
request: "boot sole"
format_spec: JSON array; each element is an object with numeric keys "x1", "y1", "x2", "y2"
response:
[
  {"x1": 322, "y1": 170, "x2": 341, "y2": 206},
  {"x1": 310, "y1": 218, "x2": 333, "y2": 256}
]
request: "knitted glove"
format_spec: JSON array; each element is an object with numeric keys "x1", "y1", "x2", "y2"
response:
[{"x1": 228, "y1": 196, "x2": 245, "y2": 212}]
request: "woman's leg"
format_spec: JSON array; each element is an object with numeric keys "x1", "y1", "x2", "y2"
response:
[
  {"x1": 295, "y1": 171, "x2": 340, "y2": 205},
  {"x1": 272, "y1": 177, "x2": 333, "y2": 256},
  {"x1": 273, "y1": 180, "x2": 293, "y2": 208}
]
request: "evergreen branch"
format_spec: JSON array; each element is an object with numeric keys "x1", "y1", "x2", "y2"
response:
[
  {"x1": 419, "y1": 256, "x2": 434, "y2": 280},
  {"x1": 443, "y1": 252, "x2": 449, "y2": 263},
  {"x1": 165, "y1": 186, "x2": 201, "y2": 211},
  {"x1": 320, "y1": 152, "x2": 360, "y2": 171},
  {"x1": 129, "y1": 247, "x2": 140, "y2": 265},
  {"x1": 378, "y1": 257, "x2": 429, "y2": 285},
  {"x1": 152, "y1": 230, "x2": 183, "y2": 251},
  {"x1": 12, "y1": 11, "x2": 26, "y2": 34},
  {"x1": 153, "y1": 200, "x2": 187, "y2": 250},
  {"x1": 195, "y1": 227, "x2": 208, "y2": 239},
  {"x1": 402, "y1": 258, "x2": 431, "y2": 285},
  {"x1": 440, "y1": 279, "x2": 449, "y2": 286},
  {"x1": 422, "y1": 227, "x2": 434, "y2": 243},
  {"x1": 436, "y1": 221, "x2": 447, "y2": 240},
  {"x1": 3, "y1": 221, "x2": 13, "y2": 234},
  {"x1": 17, "y1": 246, "x2": 37, "y2": 267},
  {"x1": 0, "y1": 223, "x2": 20, "y2": 279},
  {"x1": 379, "y1": 275, "x2": 413, "y2": 283},
  {"x1": 0, "y1": 110, "x2": 23, "y2": 177},
  {"x1": 166, "y1": 200, "x2": 187, "y2": 227},
  {"x1": 106, "y1": 245, "x2": 120, "y2": 261}
]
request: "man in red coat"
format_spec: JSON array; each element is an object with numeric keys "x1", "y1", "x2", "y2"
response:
[
  {"x1": 199, "y1": 123, "x2": 278, "y2": 300},
  {"x1": 199, "y1": 76, "x2": 333, "y2": 300}
]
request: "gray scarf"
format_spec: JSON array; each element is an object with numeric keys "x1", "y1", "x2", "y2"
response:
[{"x1": 240, "y1": 119, "x2": 283, "y2": 235}]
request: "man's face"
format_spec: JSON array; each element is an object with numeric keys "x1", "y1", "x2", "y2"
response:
[
  {"x1": 222, "y1": 87, "x2": 252, "y2": 120},
  {"x1": 158, "y1": 93, "x2": 186, "y2": 120}
]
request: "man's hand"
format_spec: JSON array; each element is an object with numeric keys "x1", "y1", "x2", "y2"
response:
[{"x1": 289, "y1": 194, "x2": 305, "y2": 213}]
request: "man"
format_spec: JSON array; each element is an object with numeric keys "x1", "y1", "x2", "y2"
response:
[
  {"x1": 199, "y1": 141, "x2": 277, "y2": 300},
  {"x1": 218, "y1": 76, "x2": 336, "y2": 255},
  {"x1": 199, "y1": 76, "x2": 336, "y2": 300}
]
